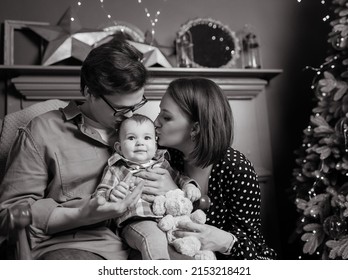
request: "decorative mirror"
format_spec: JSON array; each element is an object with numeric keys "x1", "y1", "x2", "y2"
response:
[
  {"x1": 177, "y1": 18, "x2": 240, "y2": 68},
  {"x1": 97, "y1": 21, "x2": 145, "y2": 45}
]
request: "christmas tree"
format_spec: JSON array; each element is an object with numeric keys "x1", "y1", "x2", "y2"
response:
[{"x1": 291, "y1": 0, "x2": 348, "y2": 259}]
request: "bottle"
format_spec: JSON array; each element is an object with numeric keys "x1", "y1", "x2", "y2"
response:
[
  {"x1": 176, "y1": 31, "x2": 194, "y2": 67},
  {"x1": 241, "y1": 26, "x2": 261, "y2": 69}
]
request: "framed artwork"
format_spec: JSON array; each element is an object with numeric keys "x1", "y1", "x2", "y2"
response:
[{"x1": 3, "y1": 20, "x2": 50, "y2": 65}]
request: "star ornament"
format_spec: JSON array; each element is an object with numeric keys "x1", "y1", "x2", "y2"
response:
[
  {"x1": 27, "y1": 7, "x2": 111, "y2": 65},
  {"x1": 127, "y1": 40, "x2": 172, "y2": 68}
]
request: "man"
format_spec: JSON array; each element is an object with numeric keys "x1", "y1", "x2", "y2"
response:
[{"x1": 0, "y1": 40, "x2": 148, "y2": 259}]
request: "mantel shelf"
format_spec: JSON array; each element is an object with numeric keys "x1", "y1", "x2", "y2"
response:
[
  {"x1": 0, "y1": 65, "x2": 282, "y2": 101},
  {"x1": 0, "y1": 65, "x2": 282, "y2": 80}
]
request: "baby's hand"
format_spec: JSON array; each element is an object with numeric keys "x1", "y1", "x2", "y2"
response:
[
  {"x1": 109, "y1": 182, "x2": 130, "y2": 202},
  {"x1": 183, "y1": 184, "x2": 201, "y2": 202}
]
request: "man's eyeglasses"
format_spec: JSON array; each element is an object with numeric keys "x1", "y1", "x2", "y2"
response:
[{"x1": 100, "y1": 94, "x2": 148, "y2": 116}]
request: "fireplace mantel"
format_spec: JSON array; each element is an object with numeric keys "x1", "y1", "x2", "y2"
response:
[{"x1": 0, "y1": 65, "x2": 281, "y2": 102}]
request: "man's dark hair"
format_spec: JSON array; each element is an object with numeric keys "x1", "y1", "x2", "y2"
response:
[{"x1": 80, "y1": 40, "x2": 148, "y2": 96}]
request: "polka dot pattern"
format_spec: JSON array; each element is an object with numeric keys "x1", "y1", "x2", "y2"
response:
[{"x1": 169, "y1": 147, "x2": 277, "y2": 260}]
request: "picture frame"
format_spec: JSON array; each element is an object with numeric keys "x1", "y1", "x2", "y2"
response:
[
  {"x1": 177, "y1": 18, "x2": 240, "y2": 68},
  {"x1": 3, "y1": 20, "x2": 50, "y2": 65}
]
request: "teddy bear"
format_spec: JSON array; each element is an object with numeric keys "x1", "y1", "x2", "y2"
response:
[{"x1": 152, "y1": 189, "x2": 216, "y2": 260}]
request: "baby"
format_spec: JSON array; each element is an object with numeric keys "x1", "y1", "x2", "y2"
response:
[{"x1": 93, "y1": 114, "x2": 201, "y2": 260}]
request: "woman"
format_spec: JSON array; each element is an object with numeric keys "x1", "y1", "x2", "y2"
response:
[{"x1": 138, "y1": 77, "x2": 276, "y2": 259}]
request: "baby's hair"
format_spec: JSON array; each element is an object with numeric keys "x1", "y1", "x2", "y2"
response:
[{"x1": 116, "y1": 114, "x2": 155, "y2": 140}]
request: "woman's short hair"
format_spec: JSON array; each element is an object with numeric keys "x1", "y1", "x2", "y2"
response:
[
  {"x1": 166, "y1": 77, "x2": 234, "y2": 168},
  {"x1": 80, "y1": 40, "x2": 148, "y2": 96}
]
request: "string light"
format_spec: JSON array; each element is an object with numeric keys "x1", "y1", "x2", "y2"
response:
[
  {"x1": 74, "y1": 0, "x2": 83, "y2": 22},
  {"x1": 304, "y1": 55, "x2": 340, "y2": 89},
  {"x1": 296, "y1": 0, "x2": 329, "y2": 22},
  {"x1": 323, "y1": 15, "x2": 330, "y2": 22},
  {"x1": 137, "y1": 0, "x2": 167, "y2": 45},
  {"x1": 73, "y1": 0, "x2": 168, "y2": 45},
  {"x1": 296, "y1": 0, "x2": 326, "y2": 4},
  {"x1": 73, "y1": 0, "x2": 118, "y2": 26}
]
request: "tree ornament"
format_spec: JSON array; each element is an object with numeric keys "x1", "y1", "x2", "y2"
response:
[
  {"x1": 331, "y1": 33, "x2": 348, "y2": 50},
  {"x1": 323, "y1": 215, "x2": 347, "y2": 239},
  {"x1": 343, "y1": 122, "x2": 348, "y2": 152},
  {"x1": 335, "y1": 118, "x2": 348, "y2": 152}
]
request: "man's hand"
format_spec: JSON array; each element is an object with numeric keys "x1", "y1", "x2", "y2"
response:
[
  {"x1": 47, "y1": 180, "x2": 143, "y2": 234},
  {"x1": 85, "y1": 180, "x2": 143, "y2": 221}
]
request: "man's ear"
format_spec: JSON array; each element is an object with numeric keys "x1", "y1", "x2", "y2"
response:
[
  {"x1": 83, "y1": 86, "x2": 89, "y2": 96},
  {"x1": 83, "y1": 86, "x2": 92, "y2": 100},
  {"x1": 84, "y1": 87, "x2": 97, "y2": 102}
]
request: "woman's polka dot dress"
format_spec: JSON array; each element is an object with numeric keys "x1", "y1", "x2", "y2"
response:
[{"x1": 170, "y1": 147, "x2": 277, "y2": 260}]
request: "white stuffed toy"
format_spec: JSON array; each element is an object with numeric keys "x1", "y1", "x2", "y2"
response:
[{"x1": 152, "y1": 189, "x2": 216, "y2": 260}]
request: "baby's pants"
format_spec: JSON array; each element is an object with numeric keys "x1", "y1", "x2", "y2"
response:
[{"x1": 121, "y1": 220, "x2": 170, "y2": 260}]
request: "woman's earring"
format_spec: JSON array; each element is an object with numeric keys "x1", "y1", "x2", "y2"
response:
[{"x1": 191, "y1": 132, "x2": 196, "y2": 142}]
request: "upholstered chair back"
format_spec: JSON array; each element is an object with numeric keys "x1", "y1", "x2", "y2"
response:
[{"x1": 0, "y1": 100, "x2": 68, "y2": 183}]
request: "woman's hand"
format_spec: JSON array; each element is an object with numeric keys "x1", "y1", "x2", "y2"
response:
[
  {"x1": 173, "y1": 221, "x2": 233, "y2": 253},
  {"x1": 134, "y1": 167, "x2": 178, "y2": 201}
]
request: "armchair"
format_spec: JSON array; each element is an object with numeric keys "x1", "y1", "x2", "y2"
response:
[{"x1": 0, "y1": 99, "x2": 68, "y2": 259}]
